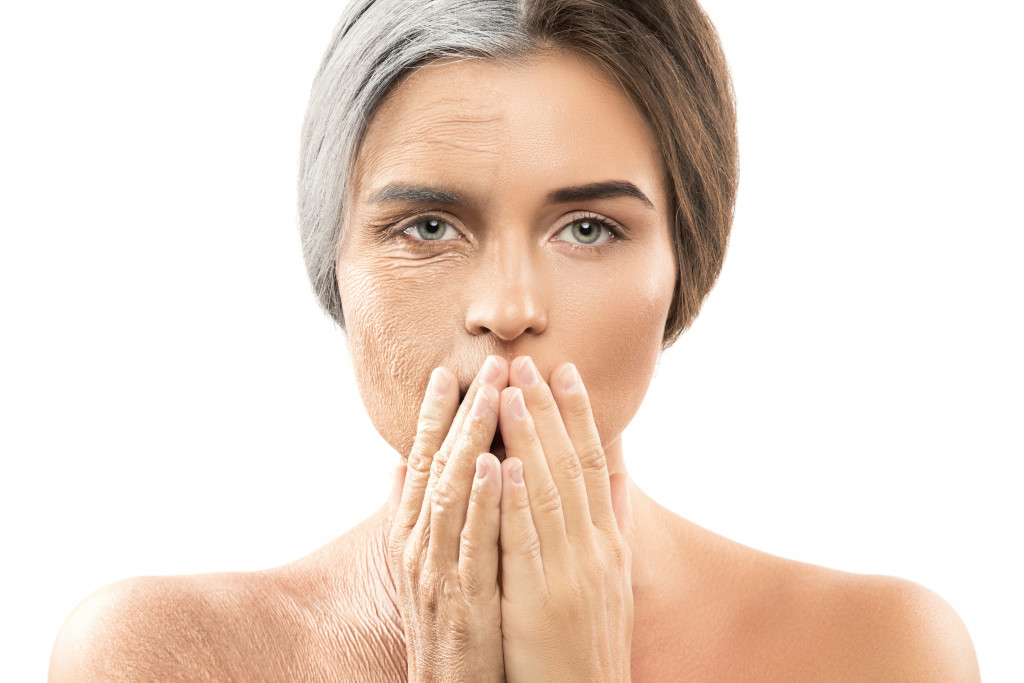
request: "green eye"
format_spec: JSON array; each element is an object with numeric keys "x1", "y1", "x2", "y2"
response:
[
  {"x1": 572, "y1": 219, "x2": 601, "y2": 244},
  {"x1": 405, "y1": 217, "x2": 458, "y2": 241},
  {"x1": 556, "y1": 217, "x2": 615, "y2": 246}
]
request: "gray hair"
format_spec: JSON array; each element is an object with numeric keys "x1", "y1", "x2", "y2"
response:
[
  {"x1": 298, "y1": 0, "x2": 537, "y2": 329},
  {"x1": 298, "y1": 0, "x2": 739, "y2": 345}
]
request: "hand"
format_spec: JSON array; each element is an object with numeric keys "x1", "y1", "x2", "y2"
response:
[
  {"x1": 497, "y1": 356, "x2": 636, "y2": 682},
  {"x1": 385, "y1": 356, "x2": 510, "y2": 682}
]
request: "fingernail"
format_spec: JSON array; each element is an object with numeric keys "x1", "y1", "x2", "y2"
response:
[
  {"x1": 471, "y1": 385, "x2": 493, "y2": 417},
  {"x1": 509, "y1": 388, "x2": 527, "y2": 419},
  {"x1": 476, "y1": 455, "x2": 488, "y2": 479},
  {"x1": 518, "y1": 357, "x2": 539, "y2": 386},
  {"x1": 428, "y1": 367, "x2": 449, "y2": 397},
  {"x1": 561, "y1": 363, "x2": 580, "y2": 392},
  {"x1": 480, "y1": 356, "x2": 500, "y2": 384},
  {"x1": 511, "y1": 460, "x2": 524, "y2": 485}
]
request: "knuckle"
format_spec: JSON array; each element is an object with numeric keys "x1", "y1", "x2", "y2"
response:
[
  {"x1": 430, "y1": 449, "x2": 449, "y2": 479},
  {"x1": 518, "y1": 532, "x2": 543, "y2": 562},
  {"x1": 406, "y1": 446, "x2": 435, "y2": 476},
  {"x1": 416, "y1": 411, "x2": 446, "y2": 441},
  {"x1": 535, "y1": 483, "x2": 563, "y2": 517},
  {"x1": 576, "y1": 442, "x2": 607, "y2": 471},
  {"x1": 458, "y1": 532, "x2": 477, "y2": 564},
  {"x1": 430, "y1": 481, "x2": 459, "y2": 516},
  {"x1": 561, "y1": 451, "x2": 583, "y2": 479}
]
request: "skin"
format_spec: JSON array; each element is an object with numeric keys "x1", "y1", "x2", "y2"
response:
[
  {"x1": 48, "y1": 50, "x2": 981, "y2": 682},
  {"x1": 337, "y1": 51, "x2": 674, "y2": 474}
]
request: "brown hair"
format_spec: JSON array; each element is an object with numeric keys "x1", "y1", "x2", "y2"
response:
[{"x1": 299, "y1": 0, "x2": 738, "y2": 348}]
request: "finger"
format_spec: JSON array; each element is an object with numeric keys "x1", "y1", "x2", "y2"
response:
[
  {"x1": 498, "y1": 386, "x2": 570, "y2": 572},
  {"x1": 499, "y1": 457, "x2": 547, "y2": 604},
  {"x1": 427, "y1": 384, "x2": 500, "y2": 569},
  {"x1": 438, "y1": 355, "x2": 509, "y2": 463},
  {"x1": 509, "y1": 355, "x2": 591, "y2": 540},
  {"x1": 457, "y1": 453, "x2": 502, "y2": 601},
  {"x1": 549, "y1": 362, "x2": 618, "y2": 538},
  {"x1": 419, "y1": 355, "x2": 509, "y2": 529},
  {"x1": 392, "y1": 366, "x2": 458, "y2": 547}
]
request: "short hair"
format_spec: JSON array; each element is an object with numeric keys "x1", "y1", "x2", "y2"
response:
[{"x1": 298, "y1": 0, "x2": 738, "y2": 348}]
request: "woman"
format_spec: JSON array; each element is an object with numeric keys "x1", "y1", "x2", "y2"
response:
[{"x1": 49, "y1": 0, "x2": 981, "y2": 680}]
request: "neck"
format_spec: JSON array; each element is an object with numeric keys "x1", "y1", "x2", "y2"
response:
[{"x1": 603, "y1": 431, "x2": 629, "y2": 481}]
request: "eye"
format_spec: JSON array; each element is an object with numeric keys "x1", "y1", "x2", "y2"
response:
[
  {"x1": 554, "y1": 217, "x2": 616, "y2": 246},
  {"x1": 402, "y1": 216, "x2": 460, "y2": 242}
]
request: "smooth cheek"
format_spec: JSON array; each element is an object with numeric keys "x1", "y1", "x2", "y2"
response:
[
  {"x1": 339, "y1": 254, "x2": 462, "y2": 459},
  {"x1": 560, "y1": 247, "x2": 675, "y2": 448}
]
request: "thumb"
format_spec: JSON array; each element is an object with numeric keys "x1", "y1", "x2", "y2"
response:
[
  {"x1": 386, "y1": 464, "x2": 407, "y2": 528},
  {"x1": 608, "y1": 472, "x2": 636, "y2": 554}
]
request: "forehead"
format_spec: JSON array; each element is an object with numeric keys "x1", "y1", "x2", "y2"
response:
[{"x1": 351, "y1": 50, "x2": 667, "y2": 212}]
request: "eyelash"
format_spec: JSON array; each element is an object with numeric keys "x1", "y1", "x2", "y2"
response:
[{"x1": 383, "y1": 212, "x2": 625, "y2": 250}]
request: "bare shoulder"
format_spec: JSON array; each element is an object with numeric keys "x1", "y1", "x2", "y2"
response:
[
  {"x1": 796, "y1": 570, "x2": 982, "y2": 682},
  {"x1": 642, "y1": 507, "x2": 980, "y2": 681},
  {"x1": 713, "y1": 536, "x2": 981, "y2": 680},
  {"x1": 48, "y1": 514, "x2": 406, "y2": 682},
  {"x1": 47, "y1": 569, "x2": 324, "y2": 682}
]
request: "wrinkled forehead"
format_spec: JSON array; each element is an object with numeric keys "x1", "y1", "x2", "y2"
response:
[
  {"x1": 350, "y1": 57, "x2": 521, "y2": 202},
  {"x1": 348, "y1": 52, "x2": 668, "y2": 213},
  {"x1": 352, "y1": 97, "x2": 506, "y2": 200}
]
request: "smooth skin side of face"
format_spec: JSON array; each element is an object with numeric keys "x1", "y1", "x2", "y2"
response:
[{"x1": 337, "y1": 49, "x2": 677, "y2": 464}]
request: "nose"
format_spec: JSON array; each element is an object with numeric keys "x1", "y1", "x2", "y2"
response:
[{"x1": 464, "y1": 249, "x2": 548, "y2": 342}]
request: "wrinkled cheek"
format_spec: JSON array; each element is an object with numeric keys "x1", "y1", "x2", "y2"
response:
[{"x1": 341, "y1": 267, "x2": 455, "y2": 459}]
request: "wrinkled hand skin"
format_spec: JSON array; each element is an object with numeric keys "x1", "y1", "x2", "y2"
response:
[
  {"x1": 386, "y1": 357, "x2": 510, "y2": 683},
  {"x1": 388, "y1": 356, "x2": 635, "y2": 682}
]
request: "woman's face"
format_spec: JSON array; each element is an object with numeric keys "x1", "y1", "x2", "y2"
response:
[{"x1": 338, "y1": 50, "x2": 677, "y2": 461}]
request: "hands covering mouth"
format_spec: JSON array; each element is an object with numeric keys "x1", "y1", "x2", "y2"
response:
[{"x1": 386, "y1": 354, "x2": 636, "y2": 682}]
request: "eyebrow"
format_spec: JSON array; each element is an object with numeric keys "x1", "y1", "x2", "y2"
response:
[{"x1": 368, "y1": 180, "x2": 655, "y2": 211}]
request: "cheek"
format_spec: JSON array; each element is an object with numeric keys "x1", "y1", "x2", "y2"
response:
[
  {"x1": 562, "y1": 248, "x2": 675, "y2": 447},
  {"x1": 338, "y1": 239, "x2": 676, "y2": 459},
  {"x1": 339, "y1": 259, "x2": 462, "y2": 458}
]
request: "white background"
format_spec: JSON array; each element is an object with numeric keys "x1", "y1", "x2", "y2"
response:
[{"x1": 2, "y1": 0, "x2": 1021, "y2": 679}]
